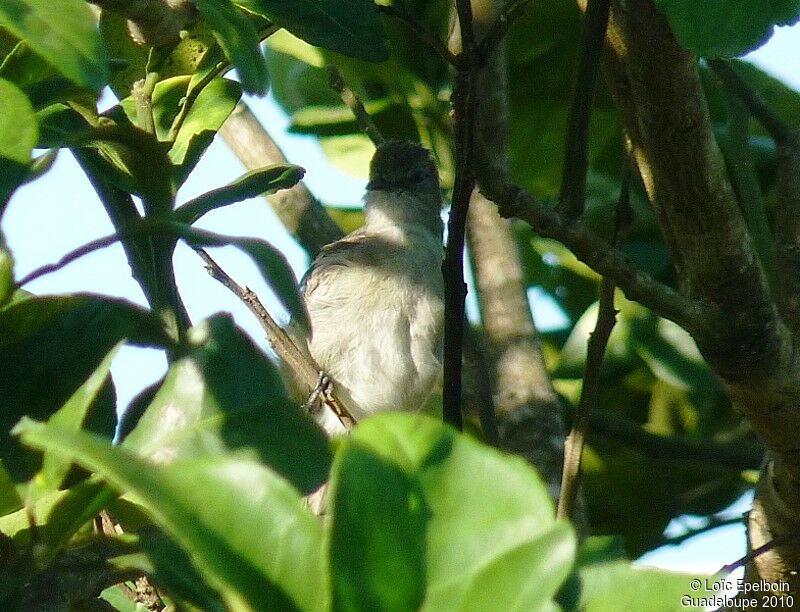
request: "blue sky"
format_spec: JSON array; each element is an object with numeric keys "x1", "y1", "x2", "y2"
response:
[{"x1": 3, "y1": 21, "x2": 799, "y2": 577}]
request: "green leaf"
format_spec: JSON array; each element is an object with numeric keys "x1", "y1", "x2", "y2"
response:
[
  {"x1": 0, "y1": 39, "x2": 56, "y2": 87},
  {"x1": 556, "y1": 296, "x2": 639, "y2": 380},
  {"x1": 15, "y1": 420, "x2": 327, "y2": 612},
  {"x1": 73, "y1": 125, "x2": 175, "y2": 216},
  {"x1": 235, "y1": 0, "x2": 388, "y2": 62},
  {"x1": 0, "y1": 77, "x2": 36, "y2": 208},
  {"x1": 0, "y1": 486, "x2": 78, "y2": 544},
  {"x1": 328, "y1": 445, "x2": 427, "y2": 611},
  {"x1": 33, "y1": 478, "x2": 117, "y2": 562},
  {"x1": 175, "y1": 165, "x2": 305, "y2": 224},
  {"x1": 101, "y1": 11, "x2": 217, "y2": 100},
  {"x1": 192, "y1": 0, "x2": 268, "y2": 94},
  {"x1": 339, "y1": 414, "x2": 577, "y2": 611},
  {"x1": 172, "y1": 224, "x2": 308, "y2": 326},
  {"x1": 40, "y1": 346, "x2": 119, "y2": 490},
  {"x1": 123, "y1": 314, "x2": 330, "y2": 494},
  {"x1": 0, "y1": 294, "x2": 169, "y2": 481},
  {"x1": 0, "y1": 0, "x2": 108, "y2": 90},
  {"x1": 578, "y1": 562, "x2": 709, "y2": 611},
  {"x1": 631, "y1": 315, "x2": 720, "y2": 392},
  {"x1": 117, "y1": 75, "x2": 242, "y2": 186},
  {"x1": 168, "y1": 76, "x2": 242, "y2": 181},
  {"x1": 110, "y1": 529, "x2": 224, "y2": 612},
  {"x1": 652, "y1": 0, "x2": 800, "y2": 57},
  {"x1": 35, "y1": 102, "x2": 88, "y2": 148},
  {"x1": 0, "y1": 461, "x2": 22, "y2": 516},
  {"x1": 0, "y1": 240, "x2": 13, "y2": 307}
]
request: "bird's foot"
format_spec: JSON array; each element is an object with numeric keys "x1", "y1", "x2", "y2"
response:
[{"x1": 303, "y1": 371, "x2": 334, "y2": 411}]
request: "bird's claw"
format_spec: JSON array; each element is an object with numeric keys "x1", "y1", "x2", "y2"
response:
[{"x1": 303, "y1": 371, "x2": 334, "y2": 411}]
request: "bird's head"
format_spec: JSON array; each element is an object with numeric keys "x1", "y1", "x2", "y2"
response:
[{"x1": 367, "y1": 141, "x2": 440, "y2": 197}]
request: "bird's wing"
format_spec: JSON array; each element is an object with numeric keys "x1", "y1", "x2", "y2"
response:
[{"x1": 301, "y1": 230, "x2": 400, "y2": 298}]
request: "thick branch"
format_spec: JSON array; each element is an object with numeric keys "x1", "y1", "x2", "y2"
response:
[
  {"x1": 603, "y1": 1, "x2": 782, "y2": 381},
  {"x1": 467, "y1": 196, "x2": 571, "y2": 496},
  {"x1": 89, "y1": 0, "x2": 193, "y2": 46},
  {"x1": 773, "y1": 133, "x2": 800, "y2": 334},
  {"x1": 604, "y1": 0, "x2": 800, "y2": 602}
]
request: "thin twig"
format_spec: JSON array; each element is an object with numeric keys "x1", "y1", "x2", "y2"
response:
[
  {"x1": 17, "y1": 233, "x2": 122, "y2": 287},
  {"x1": 557, "y1": 163, "x2": 629, "y2": 521},
  {"x1": 480, "y1": 179, "x2": 703, "y2": 335},
  {"x1": 557, "y1": 0, "x2": 611, "y2": 221},
  {"x1": 326, "y1": 67, "x2": 385, "y2": 146},
  {"x1": 193, "y1": 248, "x2": 355, "y2": 431},
  {"x1": 377, "y1": 4, "x2": 458, "y2": 66},
  {"x1": 557, "y1": 275, "x2": 616, "y2": 520},
  {"x1": 587, "y1": 409, "x2": 764, "y2": 470},
  {"x1": 478, "y1": 0, "x2": 531, "y2": 56},
  {"x1": 720, "y1": 532, "x2": 800, "y2": 576},
  {"x1": 662, "y1": 515, "x2": 745, "y2": 547},
  {"x1": 441, "y1": 0, "x2": 479, "y2": 431},
  {"x1": 708, "y1": 59, "x2": 797, "y2": 146}
]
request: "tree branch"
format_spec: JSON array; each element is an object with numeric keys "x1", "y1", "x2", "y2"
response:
[
  {"x1": 557, "y1": 0, "x2": 611, "y2": 221},
  {"x1": 479, "y1": 179, "x2": 702, "y2": 332},
  {"x1": 327, "y1": 67, "x2": 385, "y2": 146},
  {"x1": 557, "y1": 261, "x2": 617, "y2": 522},
  {"x1": 477, "y1": 0, "x2": 531, "y2": 56},
  {"x1": 193, "y1": 248, "x2": 355, "y2": 431},
  {"x1": 603, "y1": 0, "x2": 800, "y2": 599},
  {"x1": 73, "y1": 149, "x2": 191, "y2": 344},
  {"x1": 219, "y1": 103, "x2": 344, "y2": 257},
  {"x1": 441, "y1": 0, "x2": 480, "y2": 431},
  {"x1": 707, "y1": 59, "x2": 796, "y2": 146},
  {"x1": 587, "y1": 409, "x2": 764, "y2": 470}
]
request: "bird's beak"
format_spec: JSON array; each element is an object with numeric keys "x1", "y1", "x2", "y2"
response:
[{"x1": 366, "y1": 177, "x2": 386, "y2": 190}]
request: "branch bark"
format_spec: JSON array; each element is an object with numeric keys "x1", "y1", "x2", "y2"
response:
[
  {"x1": 602, "y1": 0, "x2": 800, "y2": 602},
  {"x1": 219, "y1": 103, "x2": 344, "y2": 257},
  {"x1": 456, "y1": 0, "x2": 580, "y2": 516}
]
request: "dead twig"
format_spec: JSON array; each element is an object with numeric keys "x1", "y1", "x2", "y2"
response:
[{"x1": 194, "y1": 248, "x2": 355, "y2": 431}]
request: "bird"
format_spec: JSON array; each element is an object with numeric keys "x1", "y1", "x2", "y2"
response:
[{"x1": 296, "y1": 140, "x2": 445, "y2": 427}]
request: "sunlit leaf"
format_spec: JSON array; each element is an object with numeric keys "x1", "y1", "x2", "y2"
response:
[
  {"x1": 123, "y1": 315, "x2": 329, "y2": 494},
  {"x1": 653, "y1": 0, "x2": 800, "y2": 57},
  {"x1": 176, "y1": 164, "x2": 305, "y2": 224},
  {"x1": 192, "y1": 0, "x2": 268, "y2": 94},
  {"x1": 333, "y1": 414, "x2": 577, "y2": 611},
  {"x1": 0, "y1": 0, "x2": 108, "y2": 90},
  {"x1": 15, "y1": 420, "x2": 327, "y2": 611},
  {"x1": 0, "y1": 77, "x2": 36, "y2": 208},
  {"x1": 0, "y1": 462, "x2": 22, "y2": 516}
]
